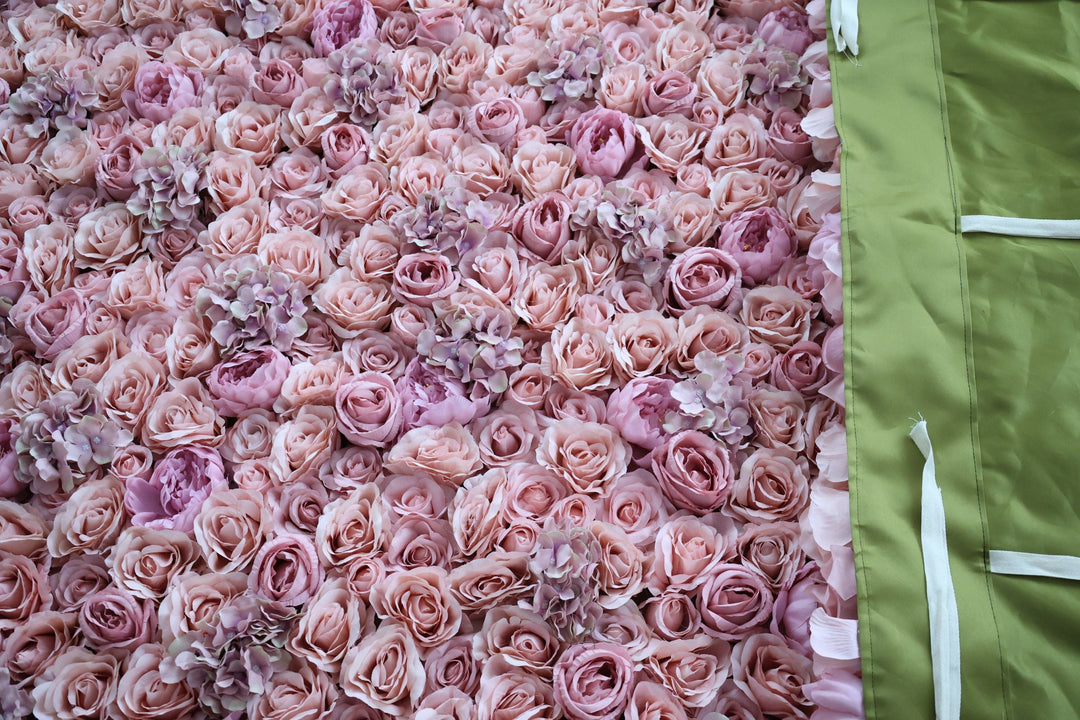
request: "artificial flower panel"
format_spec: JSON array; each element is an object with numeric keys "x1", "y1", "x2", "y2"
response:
[{"x1": 0, "y1": 1, "x2": 856, "y2": 720}]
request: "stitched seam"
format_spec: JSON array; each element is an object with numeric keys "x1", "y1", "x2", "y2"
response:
[{"x1": 927, "y1": 0, "x2": 1011, "y2": 717}]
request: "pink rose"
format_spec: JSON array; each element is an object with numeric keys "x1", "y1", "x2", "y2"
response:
[
  {"x1": 719, "y1": 207, "x2": 797, "y2": 285},
  {"x1": 322, "y1": 124, "x2": 372, "y2": 179},
  {"x1": 698, "y1": 563, "x2": 775, "y2": 640},
  {"x1": 416, "y1": 9, "x2": 465, "y2": 52},
  {"x1": 316, "y1": 485, "x2": 386, "y2": 568},
  {"x1": 386, "y1": 515, "x2": 455, "y2": 570},
  {"x1": 626, "y1": 682, "x2": 689, "y2": 720},
  {"x1": 30, "y1": 647, "x2": 120, "y2": 720},
  {"x1": 0, "y1": 610, "x2": 78, "y2": 687},
  {"x1": 249, "y1": 532, "x2": 324, "y2": 605},
  {"x1": 50, "y1": 556, "x2": 110, "y2": 614},
  {"x1": 601, "y1": 471, "x2": 673, "y2": 547},
  {"x1": 514, "y1": 192, "x2": 574, "y2": 262},
  {"x1": 109, "y1": 527, "x2": 199, "y2": 601},
  {"x1": 371, "y1": 566, "x2": 462, "y2": 648},
  {"x1": 124, "y1": 61, "x2": 201, "y2": 122},
  {"x1": 125, "y1": 445, "x2": 226, "y2": 533},
  {"x1": 206, "y1": 347, "x2": 291, "y2": 417},
  {"x1": 771, "y1": 340, "x2": 827, "y2": 396},
  {"x1": 646, "y1": 637, "x2": 730, "y2": 709},
  {"x1": 649, "y1": 514, "x2": 737, "y2": 593},
  {"x1": 393, "y1": 252, "x2": 460, "y2": 307},
  {"x1": 738, "y1": 521, "x2": 804, "y2": 591},
  {"x1": 313, "y1": 0, "x2": 378, "y2": 56},
  {"x1": 336, "y1": 372, "x2": 403, "y2": 447},
  {"x1": 469, "y1": 97, "x2": 526, "y2": 149},
  {"x1": 739, "y1": 285, "x2": 813, "y2": 351},
  {"x1": 477, "y1": 658, "x2": 560, "y2": 720},
  {"x1": 643, "y1": 69, "x2": 697, "y2": 117},
  {"x1": 78, "y1": 587, "x2": 157, "y2": 654},
  {"x1": 642, "y1": 593, "x2": 702, "y2": 641},
  {"x1": 650, "y1": 431, "x2": 735, "y2": 513},
  {"x1": 115, "y1": 644, "x2": 199, "y2": 720},
  {"x1": 23, "y1": 287, "x2": 90, "y2": 361},
  {"x1": 449, "y1": 551, "x2": 533, "y2": 613},
  {"x1": 536, "y1": 419, "x2": 629, "y2": 498},
  {"x1": 475, "y1": 407, "x2": 541, "y2": 468},
  {"x1": 384, "y1": 423, "x2": 483, "y2": 486},
  {"x1": 47, "y1": 477, "x2": 127, "y2": 559},
  {"x1": 768, "y1": 106, "x2": 813, "y2": 164},
  {"x1": 731, "y1": 633, "x2": 814, "y2": 719},
  {"x1": 728, "y1": 448, "x2": 810, "y2": 523},
  {"x1": 541, "y1": 318, "x2": 614, "y2": 392},
  {"x1": 288, "y1": 576, "x2": 368, "y2": 674},
  {"x1": 748, "y1": 388, "x2": 807, "y2": 451},
  {"x1": 340, "y1": 622, "x2": 425, "y2": 716},
  {"x1": 554, "y1": 643, "x2": 636, "y2": 720},
  {"x1": 476, "y1": 606, "x2": 562, "y2": 678},
  {"x1": 569, "y1": 107, "x2": 643, "y2": 181},
  {"x1": 664, "y1": 247, "x2": 741, "y2": 314},
  {"x1": 253, "y1": 58, "x2": 308, "y2": 107}
]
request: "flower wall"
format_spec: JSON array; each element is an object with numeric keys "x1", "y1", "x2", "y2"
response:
[{"x1": 0, "y1": 0, "x2": 861, "y2": 718}]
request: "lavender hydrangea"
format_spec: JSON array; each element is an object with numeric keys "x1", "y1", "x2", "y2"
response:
[
  {"x1": 664, "y1": 352, "x2": 754, "y2": 447},
  {"x1": 390, "y1": 188, "x2": 489, "y2": 262},
  {"x1": 161, "y1": 594, "x2": 295, "y2": 717},
  {"x1": 127, "y1": 146, "x2": 208, "y2": 234},
  {"x1": 0, "y1": 668, "x2": 31, "y2": 719},
  {"x1": 7, "y1": 70, "x2": 96, "y2": 139},
  {"x1": 195, "y1": 256, "x2": 309, "y2": 356},
  {"x1": 223, "y1": 0, "x2": 283, "y2": 39},
  {"x1": 743, "y1": 39, "x2": 808, "y2": 111},
  {"x1": 528, "y1": 35, "x2": 606, "y2": 102},
  {"x1": 14, "y1": 379, "x2": 132, "y2": 496},
  {"x1": 584, "y1": 186, "x2": 673, "y2": 285},
  {"x1": 323, "y1": 39, "x2": 399, "y2": 127},
  {"x1": 417, "y1": 304, "x2": 524, "y2": 393},
  {"x1": 525, "y1": 523, "x2": 604, "y2": 640}
]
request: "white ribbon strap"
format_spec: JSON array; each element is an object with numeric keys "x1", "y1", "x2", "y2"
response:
[
  {"x1": 989, "y1": 550, "x2": 1080, "y2": 580},
  {"x1": 831, "y1": 0, "x2": 860, "y2": 56},
  {"x1": 910, "y1": 420, "x2": 961, "y2": 720},
  {"x1": 960, "y1": 215, "x2": 1080, "y2": 239}
]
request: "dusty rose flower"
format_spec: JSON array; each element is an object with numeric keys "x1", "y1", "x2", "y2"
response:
[
  {"x1": 719, "y1": 207, "x2": 797, "y2": 286},
  {"x1": 371, "y1": 567, "x2": 462, "y2": 648},
  {"x1": 140, "y1": 378, "x2": 224, "y2": 452},
  {"x1": 536, "y1": 419, "x2": 629, "y2": 498},
  {"x1": 771, "y1": 340, "x2": 827, "y2": 397},
  {"x1": 554, "y1": 643, "x2": 636, "y2": 720},
  {"x1": 649, "y1": 431, "x2": 735, "y2": 514},
  {"x1": 648, "y1": 514, "x2": 737, "y2": 594},
  {"x1": 739, "y1": 285, "x2": 813, "y2": 351},
  {"x1": 475, "y1": 606, "x2": 561, "y2": 678},
  {"x1": 47, "y1": 476, "x2": 126, "y2": 559},
  {"x1": 627, "y1": 681, "x2": 689, "y2": 720},
  {"x1": 476, "y1": 658, "x2": 560, "y2": 720},
  {"x1": 387, "y1": 514, "x2": 455, "y2": 570},
  {"x1": 698, "y1": 563, "x2": 775, "y2": 641},
  {"x1": 30, "y1": 647, "x2": 119, "y2": 720},
  {"x1": 474, "y1": 407, "x2": 540, "y2": 468},
  {"x1": 23, "y1": 287, "x2": 91, "y2": 361},
  {"x1": 0, "y1": 551, "x2": 51, "y2": 630},
  {"x1": 748, "y1": 388, "x2": 807, "y2": 452},
  {"x1": 114, "y1": 643, "x2": 198, "y2": 720},
  {"x1": 249, "y1": 532, "x2": 324, "y2": 605},
  {"x1": 731, "y1": 633, "x2": 814, "y2": 719},
  {"x1": 109, "y1": 526, "x2": 199, "y2": 600},
  {"x1": 449, "y1": 550, "x2": 533, "y2": 613},
  {"x1": 0, "y1": 610, "x2": 78, "y2": 687},
  {"x1": 646, "y1": 637, "x2": 731, "y2": 709},
  {"x1": 50, "y1": 556, "x2": 111, "y2": 614},
  {"x1": 541, "y1": 318, "x2": 614, "y2": 392},
  {"x1": 608, "y1": 310, "x2": 676, "y2": 380},
  {"x1": 728, "y1": 448, "x2": 811, "y2": 523},
  {"x1": 78, "y1": 586, "x2": 157, "y2": 654},
  {"x1": 316, "y1": 485, "x2": 385, "y2": 568},
  {"x1": 269, "y1": 404, "x2": 339, "y2": 484},
  {"x1": 287, "y1": 576, "x2": 367, "y2": 674},
  {"x1": 642, "y1": 592, "x2": 702, "y2": 641},
  {"x1": 0, "y1": 501, "x2": 47, "y2": 562},
  {"x1": 157, "y1": 571, "x2": 247, "y2": 647},
  {"x1": 334, "y1": 372, "x2": 403, "y2": 447},
  {"x1": 384, "y1": 423, "x2": 482, "y2": 486},
  {"x1": 193, "y1": 487, "x2": 270, "y2": 573},
  {"x1": 569, "y1": 107, "x2": 643, "y2": 181},
  {"x1": 449, "y1": 469, "x2": 507, "y2": 559},
  {"x1": 340, "y1": 622, "x2": 425, "y2": 716},
  {"x1": 665, "y1": 247, "x2": 741, "y2": 314},
  {"x1": 591, "y1": 521, "x2": 645, "y2": 607},
  {"x1": 251, "y1": 663, "x2": 339, "y2": 720},
  {"x1": 313, "y1": 0, "x2": 378, "y2": 56},
  {"x1": 605, "y1": 378, "x2": 678, "y2": 450}
]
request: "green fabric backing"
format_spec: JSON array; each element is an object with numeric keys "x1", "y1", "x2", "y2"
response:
[{"x1": 826, "y1": 0, "x2": 1080, "y2": 717}]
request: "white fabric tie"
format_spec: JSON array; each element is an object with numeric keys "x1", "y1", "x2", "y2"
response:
[
  {"x1": 960, "y1": 215, "x2": 1080, "y2": 239},
  {"x1": 989, "y1": 550, "x2": 1080, "y2": 580},
  {"x1": 910, "y1": 419, "x2": 961, "y2": 720},
  {"x1": 831, "y1": 0, "x2": 860, "y2": 56}
]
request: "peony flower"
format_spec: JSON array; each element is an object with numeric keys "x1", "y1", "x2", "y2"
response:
[
  {"x1": 313, "y1": 0, "x2": 378, "y2": 56},
  {"x1": 125, "y1": 445, "x2": 226, "y2": 533}
]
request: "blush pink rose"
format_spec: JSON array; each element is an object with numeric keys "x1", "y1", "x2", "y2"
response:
[
  {"x1": 771, "y1": 340, "x2": 827, "y2": 396},
  {"x1": 569, "y1": 107, "x2": 644, "y2": 181},
  {"x1": 728, "y1": 448, "x2": 810, "y2": 523},
  {"x1": 698, "y1": 563, "x2": 775, "y2": 641},
  {"x1": 719, "y1": 207, "x2": 797, "y2": 286},
  {"x1": 124, "y1": 61, "x2": 202, "y2": 122},
  {"x1": 78, "y1": 587, "x2": 157, "y2": 654},
  {"x1": 740, "y1": 285, "x2": 814, "y2": 351},
  {"x1": 514, "y1": 192, "x2": 574, "y2": 262},
  {"x1": 664, "y1": 247, "x2": 741, "y2": 314},
  {"x1": 554, "y1": 643, "x2": 636, "y2": 720},
  {"x1": 730, "y1": 633, "x2": 814, "y2": 719},
  {"x1": 340, "y1": 622, "x2": 425, "y2": 716},
  {"x1": 536, "y1": 419, "x2": 629, "y2": 498},
  {"x1": 206, "y1": 347, "x2": 291, "y2": 417},
  {"x1": 313, "y1": 0, "x2": 378, "y2": 56},
  {"x1": 30, "y1": 647, "x2": 120, "y2": 720},
  {"x1": 648, "y1": 514, "x2": 737, "y2": 593},
  {"x1": 650, "y1": 431, "x2": 736, "y2": 514},
  {"x1": 370, "y1": 566, "x2": 462, "y2": 649},
  {"x1": 23, "y1": 287, "x2": 91, "y2": 361}
]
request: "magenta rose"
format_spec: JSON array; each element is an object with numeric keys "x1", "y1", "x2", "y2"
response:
[
  {"x1": 249, "y1": 533, "x2": 324, "y2": 606},
  {"x1": 206, "y1": 347, "x2": 291, "y2": 417},
  {"x1": 78, "y1": 587, "x2": 157, "y2": 654},
  {"x1": 312, "y1": 0, "x2": 377, "y2": 56},
  {"x1": 650, "y1": 431, "x2": 736, "y2": 514},
  {"x1": 124, "y1": 61, "x2": 202, "y2": 123},
  {"x1": 554, "y1": 643, "x2": 636, "y2": 720},
  {"x1": 125, "y1": 445, "x2": 226, "y2": 533},
  {"x1": 718, "y1": 207, "x2": 797, "y2": 285},
  {"x1": 569, "y1": 107, "x2": 643, "y2": 181},
  {"x1": 336, "y1": 372, "x2": 403, "y2": 447}
]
